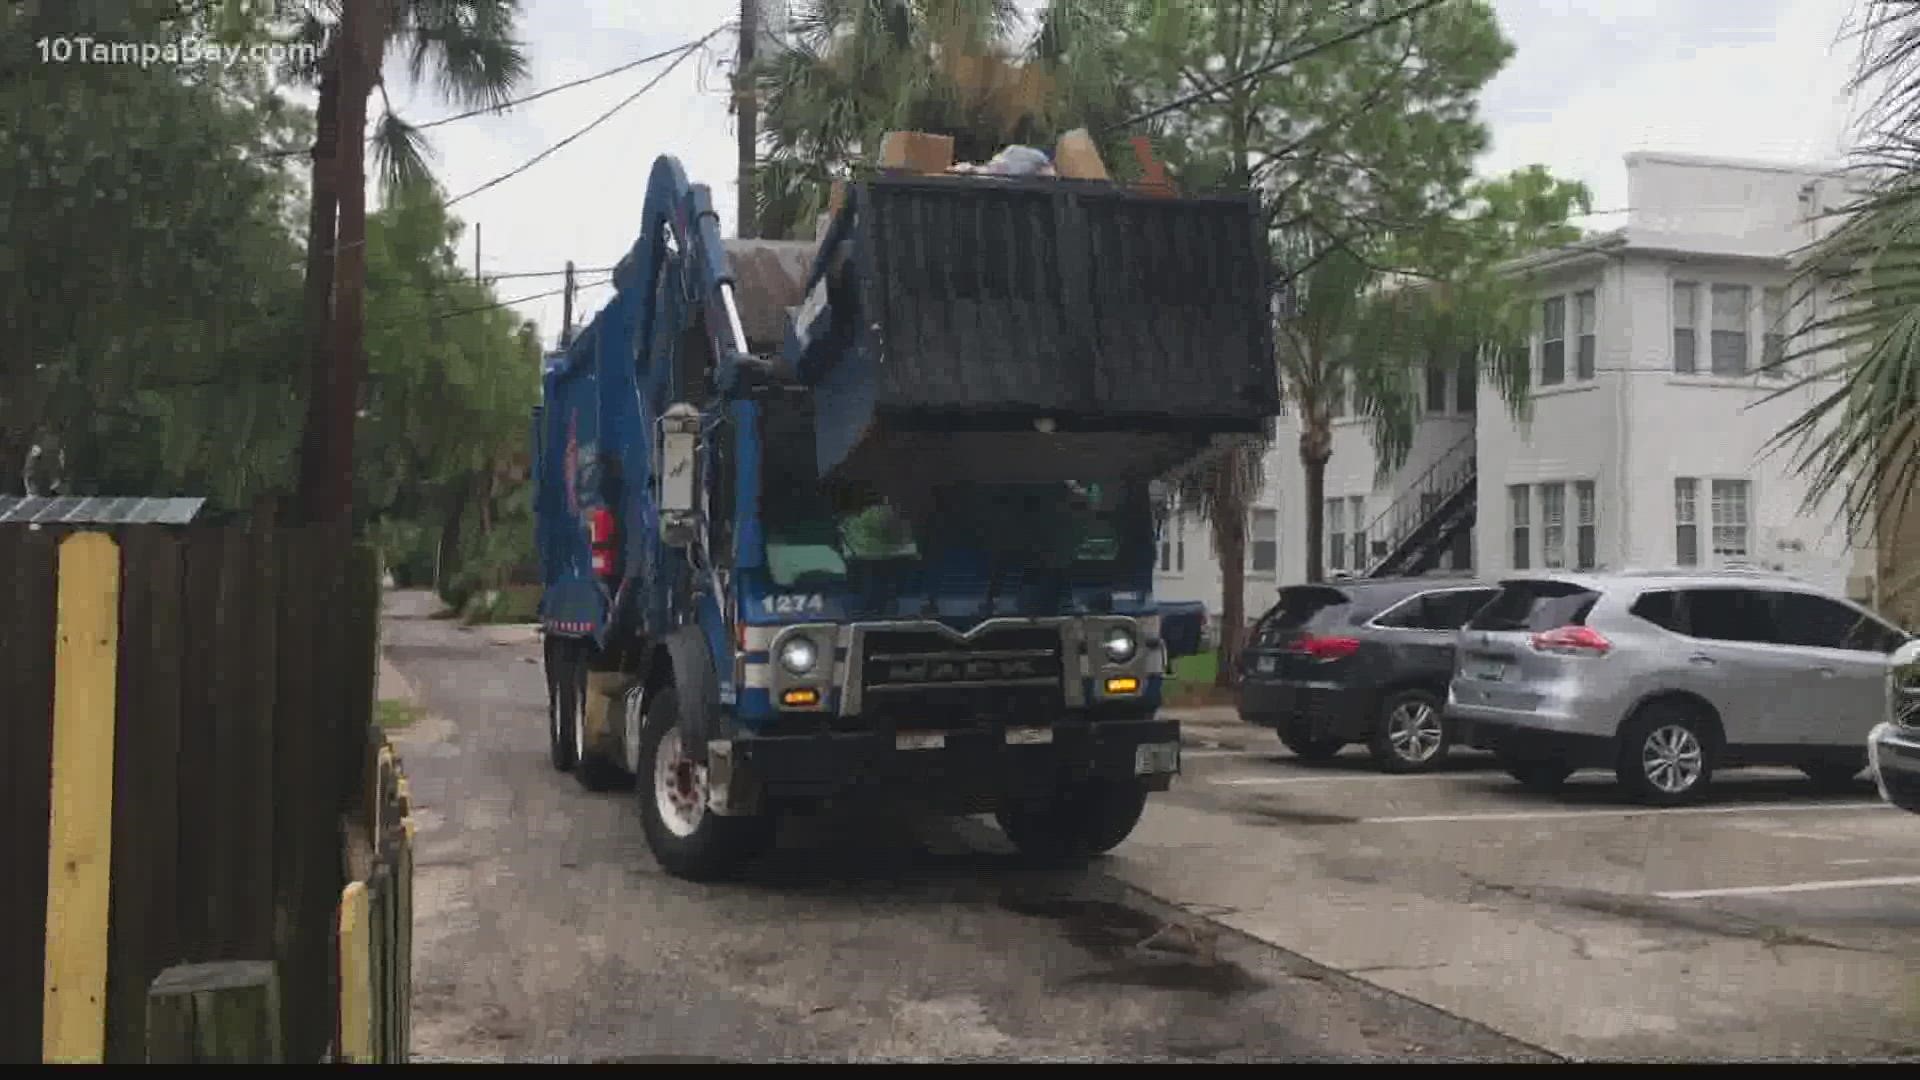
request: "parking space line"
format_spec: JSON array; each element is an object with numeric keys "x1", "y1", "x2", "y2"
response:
[
  {"x1": 1654, "y1": 875, "x2": 1920, "y2": 900},
  {"x1": 1211, "y1": 773, "x2": 1465, "y2": 786},
  {"x1": 1361, "y1": 802, "x2": 1887, "y2": 825}
]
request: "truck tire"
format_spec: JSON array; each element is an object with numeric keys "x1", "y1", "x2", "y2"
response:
[
  {"x1": 545, "y1": 636, "x2": 580, "y2": 773},
  {"x1": 636, "y1": 686, "x2": 773, "y2": 881},
  {"x1": 995, "y1": 781, "x2": 1150, "y2": 864}
]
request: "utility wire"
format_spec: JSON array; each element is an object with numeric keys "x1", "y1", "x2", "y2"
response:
[
  {"x1": 480, "y1": 265, "x2": 617, "y2": 282},
  {"x1": 414, "y1": 35, "x2": 729, "y2": 132},
  {"x1": 413, "y1": 276, "x2": 614, "y2": 324},
  {"x1": 1105, "y1": 0, "x2": 1452, "y2": 133},
  {"x1": 445, "y1": 28, "x2": 724, "y2": 209}
]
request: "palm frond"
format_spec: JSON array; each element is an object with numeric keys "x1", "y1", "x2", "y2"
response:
[
  {"x1": 372, "y1": 110, "x2": 438, "y2": 201},
  {"x1": 402, "y1": 0, "x2": 530, "y2": 110}
]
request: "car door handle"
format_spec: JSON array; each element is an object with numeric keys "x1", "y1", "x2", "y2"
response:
[{"x1": 1688, "y1": 653, "x2": 1717, "y2": 666}]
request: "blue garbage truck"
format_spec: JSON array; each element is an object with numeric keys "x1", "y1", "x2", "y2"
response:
[{"x1": 533, "y1": 154, "x2": 1275, "y2": 880}]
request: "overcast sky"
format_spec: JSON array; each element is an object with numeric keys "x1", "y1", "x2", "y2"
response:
[{"x1": 373, "y1": 0, "x2": 1867, "y2": 350}]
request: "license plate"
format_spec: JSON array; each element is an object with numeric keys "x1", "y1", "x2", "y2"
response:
[
  {"x1": 1135, "y1": 741, "x2": 1180, "y2": 776},
  {"x1": 1254, "y1": 655, "x2": 1276, "y2": 674},
  {"x1": 896, "y1": 732, "x2": 946, "y2": 751},
  {"x1": 1467, "y1": 659, "x2": 1508, "y2": 682},
  {"x1": 1005, "y1": 726, "x2": 1053, "y2": 745}
]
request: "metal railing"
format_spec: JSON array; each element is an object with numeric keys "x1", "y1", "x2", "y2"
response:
[{"x1": 1358, "y1": 430, "x2": 1477, "y2": 577}]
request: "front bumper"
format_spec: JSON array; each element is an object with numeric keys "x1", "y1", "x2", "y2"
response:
[
  {"x1": 705, "y1": 717, "x2": 1179, "y2": 815},
  {"x1": 1868, "y1": 722, "x2": 1920, "y2": 814}
]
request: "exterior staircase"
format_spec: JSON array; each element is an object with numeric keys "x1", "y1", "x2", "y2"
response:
[{"x1": 1361, "y1": 431, "x2": 1477, "y2": 578}]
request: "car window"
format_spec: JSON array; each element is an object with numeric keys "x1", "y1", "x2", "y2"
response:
[
  {"x1": 1629, "y1": 590, "x2": 1682, "y2": 632},
  {"x1": 1370, "y1": 592, "x2": 1432, "y2": 630},
  {"x1": 1769, "y1": 591, "x2": 1908, "y2": 653},
  {"x1": 1677, "y1": 588, "x2": 1776, "y2": 644},
  {"x1": 1426, "y1": 588, "x2": 1499, "y2": 629},
  {"x1": 1254, "y1": 586, "x2": 1352, "y2": 638},
  {"x1": 1466, "y1": 581, "x2": 1599, "y2": 632}
]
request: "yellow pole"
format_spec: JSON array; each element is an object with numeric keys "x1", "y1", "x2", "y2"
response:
[
  {"x1": 42, "y1": 532, "x2": 120, "y2": 1063},
  {"x1": 337, "y1": 882, "x2": 372, "y2": 1063}
]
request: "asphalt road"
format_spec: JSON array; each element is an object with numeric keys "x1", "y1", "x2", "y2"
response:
[{"x1": 376, "y1": 592, "x2": 1546, "y2": 1064}]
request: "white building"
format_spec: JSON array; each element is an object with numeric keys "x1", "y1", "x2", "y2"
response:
[{"x1": 1160, "y1": 151, "x2": 1880, "y2": 623}]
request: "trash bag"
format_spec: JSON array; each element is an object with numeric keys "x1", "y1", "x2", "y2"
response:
[{"x1": 952, "y1": 144, "x2": 1055, "y2": 177}]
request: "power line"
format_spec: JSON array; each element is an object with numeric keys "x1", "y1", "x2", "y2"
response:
[
  {"x1": 417, "y1": 276, "x2": 614, "y2": 324},
  {"x1": 480, "y1": 265, "x2": 616, "y2": 282},
  {"x1": 414, "y1": 36, "x2": 730, "y2": 132},
  {"x1": 1105, "y1": 0, "x2": 1452, "y2": 133},
  {"x1": 445, "y1": 28, "x2": 725, "y2": 209}
]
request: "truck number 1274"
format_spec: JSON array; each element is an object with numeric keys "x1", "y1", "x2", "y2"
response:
[{"x1": 763, "y1": 594, "x2": 825, "y2": 615}]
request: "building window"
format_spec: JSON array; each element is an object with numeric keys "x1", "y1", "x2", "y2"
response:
[
  {"x1": 1540, "y1": 482, "x2": 1566, "y2": 569},
  {"x1": 1327, "y1": 498, "x2": 1347, "y2": 572},
  {"x1": 1455, "y1": 354, "x2": 1476, "y2": 413},
  {"x1": 1426, "y1": 361, "x2": 1448, "y2": 413},
  {"x1": 1674, "y1": 478, "x2": 1699, "y2": 566},
  {"x1": 1710, "y1": 479, "x2": 1751, "y2": 559},
  {"x1": 1349, "y1": 495, "x2": 1367, "y2": 571},
  {"x1": 1575, "y1": 480, "x2": 1596, "y2": 570},
  {"x1": 1575, "y1": 290, "x2": 1596, "y2": 380},
  {"x1": 1159, "y1": 527, "x2": 1172, "y2": 573},
  {"x1": 1710, "y1": 284, "x2": 1750, "y2": 375},
  {"x1": 1175, "y1": 512, "x2": 1186, "y2": 572},
  {"x1": 1673, "y1": 281, "x2": 1697, "y2": 373},
  {"x1": 1509, "y1": 485, "x2": 1531, "y2": 570},
  {"x1": 1762, "y1": 285, "x2": 1787, "y2": 377},
  {"x1": 1249, "y1": 508, "x2": 1277, "y2": 574},
  {"x1": 1540, "y1": 296, "x2": 1566, "y2": 386},
  {"x1": 1327, "y1": 372, "x2": 1347, "y2": 419}
]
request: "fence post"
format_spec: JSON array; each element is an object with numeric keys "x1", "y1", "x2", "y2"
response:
[
  {"x1": 144, "y1": 961, "x2": 281, "y2": 1063},
  {"x1": 41, "y1": 532, "x2": 120, "y2": 1064},
  {"x1": 335, "y1": 883, "x2": 371, "y2": 1063}
]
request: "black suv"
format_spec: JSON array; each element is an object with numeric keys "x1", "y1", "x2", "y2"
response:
[{"x1": 1238, "y1": 577, "x2": 1499, "y2": 772}]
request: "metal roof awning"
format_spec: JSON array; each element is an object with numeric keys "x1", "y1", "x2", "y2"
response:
[{"x1": 0, "y1": 495, "x2": 206, "y2": 525}]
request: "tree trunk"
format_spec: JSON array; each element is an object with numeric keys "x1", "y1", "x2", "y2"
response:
[
  {"x1": 1212, "y1": 443, "x2": 1251, "y2": 689},
  {"x1": 1301, "y1": 419, "x2": 1331, "y2": 584},
  {"x1": 438, "y1": 474, "x2": 471, "y2": 597},
  {"x1": 296, "y1": 50, "x2": 341, "y2": 523},
  {"x1": 320, "y1": 0, "x2": 376, "y2": 525}
]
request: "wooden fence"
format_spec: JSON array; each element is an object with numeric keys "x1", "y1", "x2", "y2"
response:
[
  {"x1": 336, "y1": 730, "x2": 414, "y2": 1064},
  {"x1": 0, "y1": 518, "x2": 381, "y2": 1063}
]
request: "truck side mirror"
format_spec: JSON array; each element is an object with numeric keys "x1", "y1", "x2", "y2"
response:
[{"x1": 658, "y1": 403, "x2": 700, "y2": 547}]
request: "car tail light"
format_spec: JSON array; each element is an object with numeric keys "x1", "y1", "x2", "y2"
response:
[
  {"x1": 1531, "y1": 625, "x2": 1611, "y2": 656},
  {"x1": 1288, "y1": 635, "x2": 1360, "y2": 661},
  {"x1": 589, "y1": 507, "x2": 618, "y2": 579}
]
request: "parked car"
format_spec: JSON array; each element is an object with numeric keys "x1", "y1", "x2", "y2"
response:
[
  {"x1": 1238, "y1": 577, "x2": 1501, "y2": 772},
  {"x1": 1869, "y1": 637, "x2": 1920, "y2": 813},
  {"x1": 1448, "y1": 570, "x2": 1912, "y2": 805}
]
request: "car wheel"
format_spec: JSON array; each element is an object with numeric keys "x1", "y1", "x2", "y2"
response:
[
  {"x1": 1799, "y1": 754, "x2": 1866, "y2": 791},
  {"x1": 1370, "y1": 689, "x2": 1450, "y2": 773},
  {"x1": 636, "y1": 686, "x2": 774, "y2": 881},
  {"x1": 1503, "y1": 758, "x2": 1576, "y2": 792},
  {"x1": 1280, "y1": 734, "x2": 1344, "y2": 762},
  {"x1": 1617, "y1": 704, "x2": 1717, "y2": 806}
]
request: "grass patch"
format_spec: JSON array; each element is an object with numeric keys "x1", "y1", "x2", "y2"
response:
[
  {"x1": 461, "y1": 584, "x2": 542, "y2": 625},
  {"x1": 376, "y1": 698, "x2": 423, "y2": 729},
  {"x1": 1164, "y1": 649, "x2": 1234, "y2": 707}
]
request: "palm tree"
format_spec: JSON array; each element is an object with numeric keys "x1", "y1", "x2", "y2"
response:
[
  {"x1": 751, "y1": 0, "x2": 1135, "y2": 239},
  {"x1": 1772, "y1": 0, "x2": 1920, "y2": 623},
  {"x1": 286, "y1": 0, "x2": 528, "y2": 523}
]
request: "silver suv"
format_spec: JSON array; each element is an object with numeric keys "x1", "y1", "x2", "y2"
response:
[{"x1": 1447, "y1": 571, "x2": 1911, "y2": 805}]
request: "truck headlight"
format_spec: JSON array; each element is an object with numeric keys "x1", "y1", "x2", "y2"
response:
[
  {"x1": 779, "y1": 635, "x2": 818, "y2": 675},
  {"x1": 1102, "y1": 626, "x2": 1137, "y2": 664}
]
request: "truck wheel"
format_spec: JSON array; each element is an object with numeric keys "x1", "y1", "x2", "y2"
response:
[
  {"x1": 572, "y1": 676, "x2": 628, "y2": 793},
  {"x1": 636, "y1": 687, "x2": 773, "y2": 881},
  {"x1": 995, "y1": 781, "x2": 1149, "y2": 864},
  {"x1": 546, "y1": 636, "x2": 579, "y2": 773}
]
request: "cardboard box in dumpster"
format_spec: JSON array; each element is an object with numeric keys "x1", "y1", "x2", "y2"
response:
[{"x1": 877, "y1": 131, "x2": 955, "y2": 174}]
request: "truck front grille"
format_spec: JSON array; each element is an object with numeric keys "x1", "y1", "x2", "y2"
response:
[{"x1": 859, "y1": 627, "x2": 1065, "y2": 726}]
